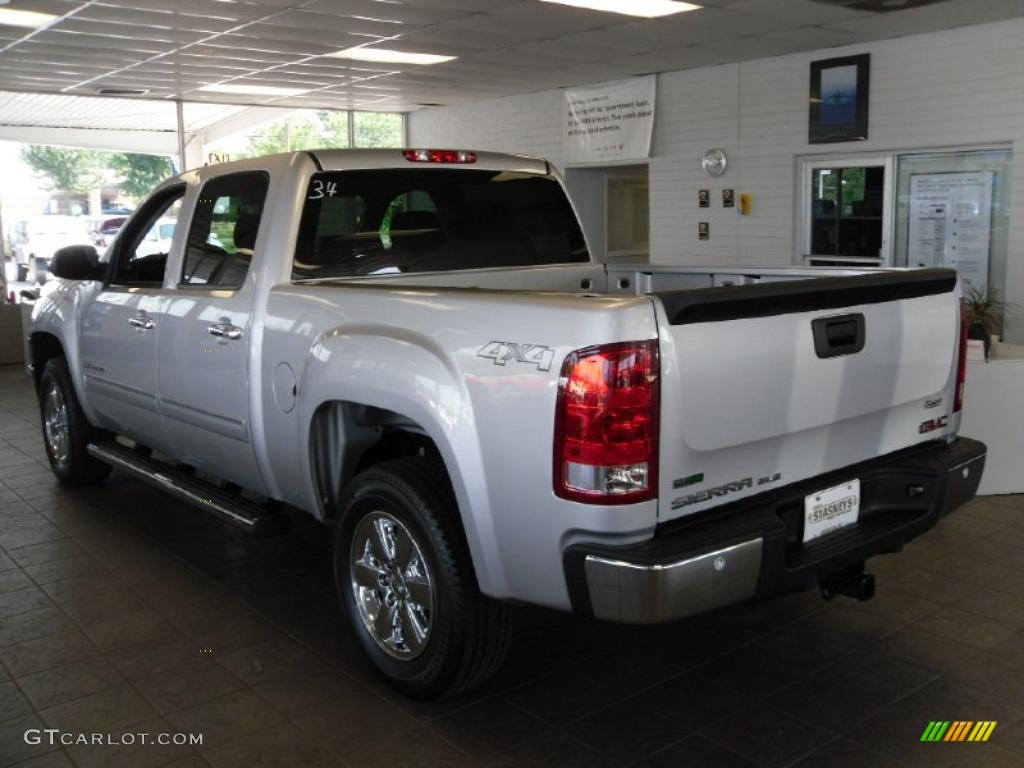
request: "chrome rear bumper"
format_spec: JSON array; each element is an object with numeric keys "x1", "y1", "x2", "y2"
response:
[
  {"x1": 584, "y1": 539, "x2": 762, "y2": 624},
  {"x1": 565, "y1": 437, "x2": 986, "y2": 624}
]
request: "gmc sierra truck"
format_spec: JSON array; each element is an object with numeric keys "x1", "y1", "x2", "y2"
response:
[{"x1": 28, "y1": 149, "x2": 985, "y2": 699}]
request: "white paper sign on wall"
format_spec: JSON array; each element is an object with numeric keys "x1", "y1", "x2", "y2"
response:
[
  {"x1": 908, "y1": 171, "x2": 993, "y2": 291},
  {"x1": 563, "y1": 75, "x2": 656, "y2": 164}
]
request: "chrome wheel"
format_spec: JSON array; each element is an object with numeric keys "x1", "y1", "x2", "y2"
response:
[
  {"x1": 43, "y1": 381, "x2": 70, "y2": 465},
  {"x1": 351, "y1": 511, "x2": 435, "y2": 660}
]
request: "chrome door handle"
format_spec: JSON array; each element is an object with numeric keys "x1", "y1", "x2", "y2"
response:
[
  {"x1": 208, "y1": 323, "x2": 242, "y2": 341},
  {"x1": 128, "y1": 314, "x2": 154, "y2": 331}
]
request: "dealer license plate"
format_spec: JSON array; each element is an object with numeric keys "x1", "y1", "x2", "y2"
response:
[{"x1": 803, "y1": 479, "x2": 860, "y2": 543}]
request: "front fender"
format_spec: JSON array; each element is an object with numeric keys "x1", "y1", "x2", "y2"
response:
[
  {"x1": 28, "y1": 282, "x2": 97, "y2": 421},
  {"x1": 297, "y1": 325, "x2": 508, "y2": 598}
]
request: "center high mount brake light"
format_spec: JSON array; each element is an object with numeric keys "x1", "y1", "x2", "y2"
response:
[{"x1": 403, "y1": 149, "x2": 477, "y2": 164}]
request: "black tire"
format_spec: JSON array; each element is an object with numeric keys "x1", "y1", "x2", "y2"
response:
[
  {"x1": 38, "y1": 356, "x2": 111, "y2": 486},
  {"x1": 16, "y1": 263, "x2": 28, "y2": 282},
  {"x1": 334, "y1": 457, "x2": 511, "y2": 700}
]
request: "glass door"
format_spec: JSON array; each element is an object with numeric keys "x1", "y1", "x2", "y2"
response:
[{"x1": 801, "y1": 156, "x2": 893, "y2": 267}]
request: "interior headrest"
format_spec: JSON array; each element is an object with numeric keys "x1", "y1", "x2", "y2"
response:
[
  {"x1": 233, "y1": 212, "x2": 259, "y2": 251},
  {"x1": 390, "y1": 210, "x2": 441, "y2": 232}
]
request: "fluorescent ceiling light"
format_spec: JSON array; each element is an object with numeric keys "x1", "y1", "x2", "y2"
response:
[
  {"x1": 327, "y1": 47, "x2": 455, "y2": 65},
  {"x1": 198, "y1": 83, "x2": 310, "y2": 97},
  {"x1": 539, "y1": 0, "x2": 702, "y2": 18},
  {"x1": 0, "y1": 8, "x2": 58, "y2": 27}
]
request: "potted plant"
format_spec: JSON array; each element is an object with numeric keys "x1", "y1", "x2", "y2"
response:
[{"x1": 964, "y1": 285, "x2": 1012, "y2": 360}]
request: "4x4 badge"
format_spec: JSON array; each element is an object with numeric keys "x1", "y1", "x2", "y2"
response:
[{"x1": 477, "y1": 341, "x2": 555, "y2": 372}]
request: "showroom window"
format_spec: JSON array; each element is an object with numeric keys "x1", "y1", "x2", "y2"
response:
[
  {"x1": 893, "y1": 148, "x2": 1012, "y2": 305},
  {"x1": 353, "y1": 112, "x2": 404, "y2": 148},
  {"x1": 110, "y1": 186, "x2": 185, "y2": 286},
  {"x1": 800, "y1": 145, "x2": 1013, "y2": 332},
  {"x1": 181, "y1": 172, "x2": 270, "y2": 289},
  {"x1": 203, "y1": 110, "x2": 404, "y2": 162}
]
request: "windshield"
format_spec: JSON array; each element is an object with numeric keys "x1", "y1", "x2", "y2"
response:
[{"x1": 293, "y1": 169, "x2": 588, "y2": 279}]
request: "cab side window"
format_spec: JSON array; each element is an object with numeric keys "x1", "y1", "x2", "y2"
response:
[
  {"x1": 181, "y1": 172, "x2": 270, "y2": 289},
  {"x1": 110, "y1": 187, "x2": 184, "y2": 286}
]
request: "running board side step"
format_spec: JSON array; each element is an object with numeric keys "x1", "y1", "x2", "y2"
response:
[{"x1": 87, "y1": 441, "x2": 291, "y2": 537}]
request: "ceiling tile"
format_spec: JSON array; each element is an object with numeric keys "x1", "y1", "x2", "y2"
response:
[
  {"x1": 727, "y1": 0, "x2": 873, "y2": 24},
  {"x1": 0, "y1": 0, "x2": 1017, "y2": 113}
]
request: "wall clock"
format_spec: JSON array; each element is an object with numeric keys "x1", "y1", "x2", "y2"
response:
[{"x1": 702, "y1": 148, "x2": 728, "y2": 177}]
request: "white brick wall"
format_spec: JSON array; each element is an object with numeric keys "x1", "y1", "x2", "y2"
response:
[
  {"x1": 409, "y1": 18, "x2": 1024, "y2": 340},
  {"x1": 409, "y1": 89, "x2": 564, "y2": 161}
]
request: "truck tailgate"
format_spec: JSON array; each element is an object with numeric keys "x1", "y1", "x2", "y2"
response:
[{"x1": 655, "y1": 268, "x2": 961, "y2": 521}]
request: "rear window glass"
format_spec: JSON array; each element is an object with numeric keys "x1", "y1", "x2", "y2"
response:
[{"x1": 293, "y1": 169, "x2": 588, "y2": 279}]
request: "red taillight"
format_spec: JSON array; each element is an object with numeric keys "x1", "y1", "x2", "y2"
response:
[
  {"x1": 954, "y1": 299, "x2": 968, "y2": 412},
  {"x1": 553, "y1": 340, "x2": 659, "y2": 504},
  {"x1": 403, "y1": 149, "x2": 477, "y2": 164}
]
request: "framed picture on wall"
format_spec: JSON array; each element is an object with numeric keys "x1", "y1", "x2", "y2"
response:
[{"x1": 809, "y1": 54, "x2": 870, "y2": 144}]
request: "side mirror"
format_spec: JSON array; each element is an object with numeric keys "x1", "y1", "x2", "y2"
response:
[{"x1": 50, "y1": 245, "x2": 104, "y2": 281}]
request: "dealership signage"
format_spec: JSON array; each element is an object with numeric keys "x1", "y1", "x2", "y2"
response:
[{"x1": 563, "y1": 75, "x2": 655, "y2": 164}]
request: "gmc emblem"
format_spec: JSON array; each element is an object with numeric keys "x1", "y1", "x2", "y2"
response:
[{"x1": 919, "y1": 415, "x2": 949, "y2": 434}]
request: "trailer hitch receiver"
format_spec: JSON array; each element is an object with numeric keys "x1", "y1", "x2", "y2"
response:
[{"x1": 820, "y1": 563, "x2": 875, "y2": 602}]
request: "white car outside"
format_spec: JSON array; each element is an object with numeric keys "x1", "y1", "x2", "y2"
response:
[{"x1": 11, "y1": 215, "x2": 91, "y2": 284}]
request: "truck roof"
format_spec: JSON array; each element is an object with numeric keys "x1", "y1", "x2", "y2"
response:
[{"x1": 179, "y1": 148, "x2": 550, "y2": 182}]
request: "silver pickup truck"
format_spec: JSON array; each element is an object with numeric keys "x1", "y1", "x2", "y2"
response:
[{"x1": 28, "y1": 149, "x2": 985, "y2": 699}]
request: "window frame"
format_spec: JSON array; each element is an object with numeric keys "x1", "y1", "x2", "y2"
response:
[
  {"x1": 798, "y1": 154, "x2": 894, "y2": 267},
  {"x1": 892, "y1": 145, "x2": 1012, "y2": 303},
  {"x1": 106, "y1": 184, "x2": 187, "y2": 288},
  {"x1": 178, "y1": 170, "x2": 271, "y2": 291}
]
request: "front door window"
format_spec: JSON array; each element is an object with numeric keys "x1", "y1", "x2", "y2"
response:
[{"x1": 110, "y1": 187, "x2": 184, "y2": 286}]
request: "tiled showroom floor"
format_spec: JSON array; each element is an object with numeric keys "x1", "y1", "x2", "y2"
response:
[{"x1": 0, "y1": 363, "x2": 1022, "y2": 768}]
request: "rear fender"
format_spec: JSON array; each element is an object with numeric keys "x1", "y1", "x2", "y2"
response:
[{"x1": 298, "y1": 325, "x2": 507, "y2": 597}]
